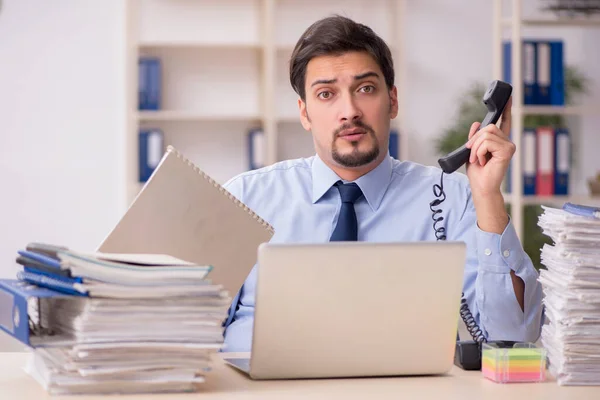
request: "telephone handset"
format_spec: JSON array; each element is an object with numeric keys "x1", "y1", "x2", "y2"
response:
[
  {"x1": 438, "y1": 80, "x2": 513, "y2": 174},
  {"x1": 430, "y1": 80, "x2": 517, "y2": 370}
]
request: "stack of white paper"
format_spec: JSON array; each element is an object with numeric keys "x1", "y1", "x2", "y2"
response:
[
  {"x1": 22, "y1": 251, "x2": 230, "y2": 395},
  {"x1": 538, "y1": 205, "x2": 600, "y2": 386}
]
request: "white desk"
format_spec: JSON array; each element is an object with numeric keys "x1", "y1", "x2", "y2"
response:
[{"x1": 0, "y1": 352, "x2": 598, "y2": 399}]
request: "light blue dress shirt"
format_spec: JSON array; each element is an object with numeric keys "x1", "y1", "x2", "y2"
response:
[{"x1": 221, "y1": 153, "x2": 543, "y2": 352}]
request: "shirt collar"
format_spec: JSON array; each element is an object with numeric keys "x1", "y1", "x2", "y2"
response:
[{"x1": 311, "y1": 153, "x2": 393, "y2": 211}]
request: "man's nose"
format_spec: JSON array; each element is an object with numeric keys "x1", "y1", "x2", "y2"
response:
[{"x1": 339, "y1": 93, "x2": 363, "y2": 122}]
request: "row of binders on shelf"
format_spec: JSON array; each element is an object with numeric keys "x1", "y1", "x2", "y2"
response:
[
  {"x1": 503, "y1": 39, "x2": 564, "y2": 105},
  {"x1": 0, "y1": 243, "x2": 229, "y2": 395},
  {"x1": 139, "y1": 128, "x2": 402, "y2": 182},
  {"x1": 505, "y1": 126, "x2": 570, "y2": 196}
]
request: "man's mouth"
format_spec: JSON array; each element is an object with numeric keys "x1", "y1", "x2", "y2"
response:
[{"x1": 338, "y1": 128, "x2": 367, "y2": 141}]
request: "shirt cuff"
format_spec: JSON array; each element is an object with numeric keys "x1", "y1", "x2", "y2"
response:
[{"x1": 476, "y1": 217, "x2": 525, "y2": 274}]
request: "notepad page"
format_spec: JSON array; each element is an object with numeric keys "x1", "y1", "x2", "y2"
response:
[{"x1": 97, "y1": 146, "x2": 274, "y2": 296}]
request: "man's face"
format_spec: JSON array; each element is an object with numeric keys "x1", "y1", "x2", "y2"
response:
[{"x1": 299, "y1": 51, "x2": 398, "y2": 170}]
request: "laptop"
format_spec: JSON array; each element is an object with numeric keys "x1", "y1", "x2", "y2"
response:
[{"x1": 224, "y1": 241, "x2": 467, "y2": 380}]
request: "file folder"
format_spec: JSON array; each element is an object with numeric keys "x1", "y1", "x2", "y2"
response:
[
  {"x1": 549, "y1": 41, "x2": 565, "y2": 106},
  {"x1": 389, "y1": 129, "x2": 399, "y2": 159},
  {"x1": 248, "y1": 128, "x2": 265, "y2": 170},
  {"x1": 554, "y1": 127, "x2": 569, "y2": 195},
  {"x1": 17, "y1": 269, "x2": 85, "y2": 297},
  {"x1": 138, "y1": 57, "x2": 161, "y2": 110},
  {"x1": 0, "y1": 279, "x2": 71, "y2": 347},
  {"x1": 536, "y1": 127, "x2": 555, "y2": 196},
  {"x1": 537, "y1": 41, "x2": 551, "y2": 104},
  {"x1": 503, "y1": 41, "x2": 537, "y2": 104},
  {"x1": 139, "y1": 129, "x2": 165, "y2": 182},
  {"x1": 523, "y1": 128, "x2": 537, "y2": 195}
]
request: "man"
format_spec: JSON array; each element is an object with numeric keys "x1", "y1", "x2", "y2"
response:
[{"x1": 222, "y1": 15, "x2": 543, "y2": 352}]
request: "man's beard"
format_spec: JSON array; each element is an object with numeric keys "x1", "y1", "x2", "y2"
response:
[{"x1": 331, "y1": 121, "x2": 380, "y2": 168}]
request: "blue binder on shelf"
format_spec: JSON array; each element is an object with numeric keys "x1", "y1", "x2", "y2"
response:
[
  {"x1": 504, "y1": 128, "x2": 536, "y2": 195},
  {"x1": 247, "y1": 127, "x2": 265, "y2": 170},
  {"x1": 537, "y1": 40, "x2": 565, "y2": 105},
  {"x1": 0, "y1": 279, "x2": 72, "y2": 347},
  {"x1": 536, "y1": 41, "x2": 551, "y2": 104},
  {"x1": 139, "y1": 129, "x2": 165, "y2": 182},
  {"x1": 505, "y1": 129, "x2": 512, "y2": 194},
  {"x1": 503, "y1": 40, "x2": 537, "y2": 104},
  {"x1": 138, "y1": 57, "x2": 162, "y2": 110},
  {"x1": 523, "y1": 127, "x2": 537, "y2": 195},
  {"x1": 549, "y1": 40, "x2": 565, "y2": 106},
  {"x1": 389, "y1": 129, "x2": 399, "y2": 159},
  {"x1": 554, "y1": 127, "x2": 570, "y2": 195}
]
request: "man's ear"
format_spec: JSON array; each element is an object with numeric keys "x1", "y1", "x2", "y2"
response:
[
  {"x1": 388, "y1": 86, "x2": 399, "y2": 119},
  {"x1": 299, "y1": 98, "x2": 311, "y2": 131}
]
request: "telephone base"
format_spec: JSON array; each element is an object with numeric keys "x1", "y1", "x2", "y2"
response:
[
  {"x1": 454, "y1": 341, "x2": 482, "y2": 370},
  {"x1": 454, "y1": 340, "x2": 518, "y2": 370}
]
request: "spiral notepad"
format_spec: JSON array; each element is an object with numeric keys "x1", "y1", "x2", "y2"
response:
[{"x1": 97, "y1": 146, "x2": 274, "y2": 297}]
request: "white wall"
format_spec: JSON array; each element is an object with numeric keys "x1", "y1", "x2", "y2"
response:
[
  {"x1": 0, "y1": 0, "x2": 126, "y2": 274},
  {"x1": 0, "y1": 0, "x2": 125, "y2": 349}
]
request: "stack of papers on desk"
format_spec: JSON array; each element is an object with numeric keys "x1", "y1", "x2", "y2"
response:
[
  {"x1": 537, "y1": 205, "x2": 600, "y2": 386},
  {"x1": 12, "y1": 245, "x2": 230, "y2": 395}
]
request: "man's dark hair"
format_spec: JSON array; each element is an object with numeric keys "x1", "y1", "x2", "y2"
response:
[{"x1": 289, "y1": 15, "x2": 395, "y2": 101}]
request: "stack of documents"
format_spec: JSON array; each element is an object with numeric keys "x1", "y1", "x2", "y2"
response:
[
  {"x1": 8, "y1": 243, "x2": 230, "y2": 395},
  {"x1": 537, "y1": 203, "x2": 600, "y2": 386}
]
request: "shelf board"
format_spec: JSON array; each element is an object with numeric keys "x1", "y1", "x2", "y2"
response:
[
  {"x1": 502, "y1": 17, "x2": 600, "y2": 27},
  {"x1": 503, "y1": 193, "x2": 600, "y2": 206},
  {"x1": 137, "y1": 111, "x2": 262, "y2": 122},
  {"x1": 139, "y1": 41, "x2": 262, "y2": 50},
  {"x1": 520, "y1": 105, "x2": 600, "y2": 116}
]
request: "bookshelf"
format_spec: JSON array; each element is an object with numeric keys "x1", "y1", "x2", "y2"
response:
[
  {"x1": 493, "y1": 0, "x2": 600, "y2": 238},
  {"x1": 124, "y1": 0, "x2": 408, "y2": 205},
  {"x1": 502, "y1": 18, "x2": 600, "y2": 27}
]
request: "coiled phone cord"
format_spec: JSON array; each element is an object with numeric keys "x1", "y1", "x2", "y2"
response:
[{"x1": 430, "y1": 171, "x2": 487, "y2": 344}]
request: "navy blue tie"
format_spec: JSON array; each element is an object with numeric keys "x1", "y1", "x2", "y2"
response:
[{"x1": 330, "y1": 181, "x2": 363, "y2": 241}]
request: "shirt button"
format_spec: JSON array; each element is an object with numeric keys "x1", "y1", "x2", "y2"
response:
[
  {"x1": 484, "y1": 248, "x2": 492, "y2": 256},
  {"x1": 503, "y1": 250, "x2": 510, "y2": 258}
]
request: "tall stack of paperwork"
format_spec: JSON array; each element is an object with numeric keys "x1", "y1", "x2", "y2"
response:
[{"x1": 538, "y1": 203, "x2": 600, "y2": 386}]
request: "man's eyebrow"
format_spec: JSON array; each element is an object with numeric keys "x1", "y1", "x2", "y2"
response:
[
  {"x1": 354, "y1": 71, "x2": 380, "y2": 80},
  {"x1": 310, "y1": 78, "x2": 336, "y2": 87},
  {"x1": 309, "y1": 71, "x2": 379, "y2": 88}
]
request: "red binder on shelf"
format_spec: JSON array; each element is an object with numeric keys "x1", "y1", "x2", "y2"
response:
[{"x1": 536, "y1": 127, "x2": 555, "y2": 196}]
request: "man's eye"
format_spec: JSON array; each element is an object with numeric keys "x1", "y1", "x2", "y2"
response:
[
  {"x1": 317, "y1": 91, "x2": 332, "y2": 99},
  {"x1": 360, "y1": 85, "x2": 375, "y2": 93}
]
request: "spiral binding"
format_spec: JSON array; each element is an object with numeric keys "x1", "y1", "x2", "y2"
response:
[
  {"x1": 430, "y1": 170, "x2": 487, "y2": 344},
  {"x1": 166, "y1": 146, "x2": 275, "y2": 235}
]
